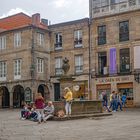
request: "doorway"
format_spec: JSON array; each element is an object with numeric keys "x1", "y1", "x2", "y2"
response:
[
  {"x1": 13, "y1": 85, "x2": 24, "y2": 108},
  {"x1": 54, "y1": 83, "x2": 60, "y2": 101},
  {"x1": 1, "y1": 86, "x2": 10, "y2": 108}
]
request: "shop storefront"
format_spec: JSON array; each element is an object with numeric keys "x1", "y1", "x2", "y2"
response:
[
  {"x1": 117, "y1": 83, "x2": 133, "y2": 107},
  {"x1": 93, "y1": 75, "x2": 134, "y2": 106},
  {"x1": 96, "y1": 84, "x2": 111, "y2": 101}
]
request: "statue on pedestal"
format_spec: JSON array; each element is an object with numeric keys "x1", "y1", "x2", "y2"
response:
[{"x1": 62, "y1": 57, "x2": 70, "y2": 75}]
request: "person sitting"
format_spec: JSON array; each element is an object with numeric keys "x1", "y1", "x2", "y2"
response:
[
  {"x1": 29, "y1": 104, "x2": 38, "y2": 121},
  {"x1": 43, "y1": 101, "x2": 54, "y2": 122},
  {"x1": 20, "y1": 102, "x2": 30, "y2": 120}
]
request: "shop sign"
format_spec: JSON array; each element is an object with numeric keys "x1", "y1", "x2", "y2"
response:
[{"x1": 96, "y1": 76, "x2": 130, "y2": 84}]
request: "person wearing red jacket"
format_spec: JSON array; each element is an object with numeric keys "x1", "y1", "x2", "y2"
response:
[{"x1": 35, "y1": 92, "x2": 45, "y2": 124}]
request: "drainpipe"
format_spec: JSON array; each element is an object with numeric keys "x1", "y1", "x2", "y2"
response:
[
  {"x1": 31, "y1": 27, "x2": 35, "y2": 82},
  {"x1": 88, "y1": 18, "x2": 91, "y2": 100},
  {"x1": 30, "y1": 26, "x2": 36, "y2": 101}
]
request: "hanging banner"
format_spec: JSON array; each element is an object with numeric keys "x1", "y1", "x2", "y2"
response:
[{"x1": 109, "y1": 48, "x2": 117, "y2": 74}]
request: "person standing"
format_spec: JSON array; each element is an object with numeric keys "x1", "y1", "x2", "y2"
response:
[
  {"x1": 121, "y1": 93, "x2": 127, "y2": 107},
  {"x1": 63, "y1": 87, "x2": 73, "y2": 117},
  {"x1": 112, "y1": 91, "x2": 117, "y2": 112},
  {"x1": 35, "y1": 92, "x2": 45, "y2": 124},
  {"x1": 102, "y1": 91, "x2": 110, "y2": 112},
  {"x1": 116, "y1": 92, "x2": 122, "y2": 111}
]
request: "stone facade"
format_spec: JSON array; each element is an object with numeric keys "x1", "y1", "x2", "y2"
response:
[
  {"x1": 90, "y1": 10, "x2": 140, "y2": 106},
  {"x1": 0, "y1": 26, "x2": 51, "y2": 108},
  {"x1": 1, "y1": 3, "x2": 140, "y2": 108},
  {"x1": 49, "y1": 18, "x2": 90, "y2": 101}
]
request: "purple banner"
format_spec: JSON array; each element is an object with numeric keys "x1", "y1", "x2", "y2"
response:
[{"x1": 109, "y1": 48, "x2": 117, "y2": 74}]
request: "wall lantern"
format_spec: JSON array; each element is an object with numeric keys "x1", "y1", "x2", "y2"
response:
[
  {"x1": 134, "y1": 71, "x2": 140, "y2": 83},
  {"x1": 91, "y1": 69, "x2": 95, "y2": 78}
]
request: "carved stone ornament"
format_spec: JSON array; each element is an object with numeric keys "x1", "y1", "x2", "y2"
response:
[{"x1": 62, "y1": 57, "x2": 70, "y2": 74}]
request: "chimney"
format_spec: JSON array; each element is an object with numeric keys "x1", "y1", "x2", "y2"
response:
[
  {"x1": 32, "y1": 13, "x2": 40, "y2": 26},
  {"x1": 41, "y1": 19, "x2": 48, "y2": 26}
]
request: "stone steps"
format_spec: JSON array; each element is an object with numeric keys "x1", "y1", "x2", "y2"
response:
[{"x1": 53, "y1": 112, "x2": 112, "y2": 121}]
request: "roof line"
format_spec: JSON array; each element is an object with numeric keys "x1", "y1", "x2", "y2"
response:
[
  {"x1": 49, "y1": 18, "x2": 89, "y2": 28},
  {"x1": 0, "y1": 12, "x2": 30, "y2": 21}
]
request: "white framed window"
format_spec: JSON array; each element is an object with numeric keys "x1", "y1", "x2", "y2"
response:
[
  {"x1": 14, "y1": 59, "x2": 21, "y2": 79},
  {"x1": 14, "y1": 32, "x2": 21, "y2": 47},
  {"x1": 0, "y1": 36, "x2": 6, "y2": 50},
  {"x1": 37, "y1": 58, "x2": 44, "y2": 73},
  {"x1": 55, "y1": 57, "x2": 62, "y2": 75},
  {"x1": 37, "y1": 33, "x2": 44, "y2": 46},
  {"x1": 0, "y1": 61, "x2": 6, "y2": 81},
  {"x1": 55, "y1": 33, "x2": 62, "y2": 50},
  {"x1": 74, "y1": 30, "x2": 83, "y2": 48},
  {"x1": 75, "y1": 55, "x2": 83, "y2": 74}
]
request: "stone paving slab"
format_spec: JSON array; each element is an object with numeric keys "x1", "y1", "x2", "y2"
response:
[{"x1": 0, "y1": 108, "x2": 140, "y2": 140}]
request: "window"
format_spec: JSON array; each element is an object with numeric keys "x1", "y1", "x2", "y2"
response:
[
  {"x1": 14, "y1": 32, "x2": 21, "y2": 47},
  {"x1": 55, "y1": 33, "x2": 62, "y2": 50},
  {"x1": 37, "y1": 33, "x2": 44, "y2": 46},
  {"x1": 98, "y1": 25, "x2": 106, "y2": 45},
  {"x1": 75, "y1": 55, "x2": 83, "y2": 74},
  {"x1": 111, "y1": 0, "x2": 126, "y2": 4},
  {"x1": 74, "y1": 30, "x2": 83, "y2": 48},
  {"x1": 37, "y1": 58, "x2": 44, "y2": 73},
  {"x1": 93, "y1": 0, "x2": 101, "y2": 8},
  {"x1": 0, "y1": 61, "x2": 6, "y2": 81},
  {"x1": 120, "y1": 48, "x2": 130, "y2": 73},
  {"x1": 119, "y1": 21, "x2": 129, "y2": 42},
  {"x1": 101, "y1": 0, "x2": 109, "y2": 6},
  {"x1": 129, "y1": 0, "x2": 136, "y2": 6},
  {"x1": 14, "y1": 59, "x2": 21, "y2": 79},
  {"x1": 98, "y1": 52, "x2": 107, "y2": 75},
  {"x1": 55, "y1": 57, "x2": 63, "y2": 75},
  {"x1": 0, "y1": 36, "x2": 6, "y2": 50}
]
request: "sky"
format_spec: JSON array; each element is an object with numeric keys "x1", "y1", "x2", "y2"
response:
[{"x1": 0, "y1": 0, "x2": 89, "y2": 24}]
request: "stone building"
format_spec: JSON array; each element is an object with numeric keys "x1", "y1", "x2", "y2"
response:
[
  {"x1": 89, "y1": 0, "x2": 140, "y2": 106},
  {"x1": 1, "y1": 0, "x2": 140, "y2": 108},
  {"x1": 0, "y1": 13, "x2": 51, "y2": 108},
  {"x1": 48, "y1": 18, "x2": 90, "y2": 101}
]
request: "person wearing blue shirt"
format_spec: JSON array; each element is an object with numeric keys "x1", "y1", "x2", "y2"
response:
[{"x1": 121, "y1": 93, "x2": 127, "y2": 107}]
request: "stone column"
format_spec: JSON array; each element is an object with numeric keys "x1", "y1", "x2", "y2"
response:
[{"x1": 10, "y1": 91, "x2": 13, "y2": 108}]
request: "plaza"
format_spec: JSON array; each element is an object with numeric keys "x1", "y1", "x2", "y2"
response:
[{"x1": 0, "y1": 108, "x2": 140, "y2": 140}]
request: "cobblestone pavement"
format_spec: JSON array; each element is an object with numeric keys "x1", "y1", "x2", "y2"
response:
[{"x1": 0, "y1": 108, "x2": 140, "y2": 140}]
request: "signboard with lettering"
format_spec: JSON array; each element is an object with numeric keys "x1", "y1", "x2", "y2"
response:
[{"x1": 95, "y1": 76, "x2": 131, "y2": 84}]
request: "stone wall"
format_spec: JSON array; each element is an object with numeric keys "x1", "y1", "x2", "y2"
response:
[{"x1": 53, "y1": 100, "x2": 102, "y2": 115}]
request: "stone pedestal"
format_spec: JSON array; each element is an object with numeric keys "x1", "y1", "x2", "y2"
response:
[
  {"x1": 53, "y1": 100, "x2": 102, "y2": 115},
  {"x1": 58, "y1": 75, "x2": 75, "y2": 96}
]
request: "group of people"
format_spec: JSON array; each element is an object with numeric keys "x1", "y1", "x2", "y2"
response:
[
  {"x1": 102, "y1": 91, "x2": 127, "y2": 112},
  {"x1": 20, "y1": 87, "x2": 73, "y2": 123},
  {"x1": 20, "y1": 92, "x2": 55, "y2": 124}
]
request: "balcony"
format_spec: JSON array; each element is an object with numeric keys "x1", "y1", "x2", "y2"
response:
[
  {"x1": 119, "y1": 32, "x2": 129, "y2": 42},
  {"x1": 74, "y1": 39, "x2": 83, "y2": 48},
  {"x1": 55, "y1": 68, "x2": 63, "y2": 76},
  {"x1": 75, "y1": 66, "x2": 83, "y2": 74},
  {"x1": 93, "y1": 64, "x2": 132, "y2": 78},
  {"x1": 95, "y1": 66, "x2": 109, "y2": 77},
  {"x1": 98, "y1": 36, "x2": 106, "y2": 45},
  {"x1": 117, "y1": 63, "x2": 132, "y2": 75},
  {"x1": 55, "y1": 42, "x2": 62, "y2": 50}
]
